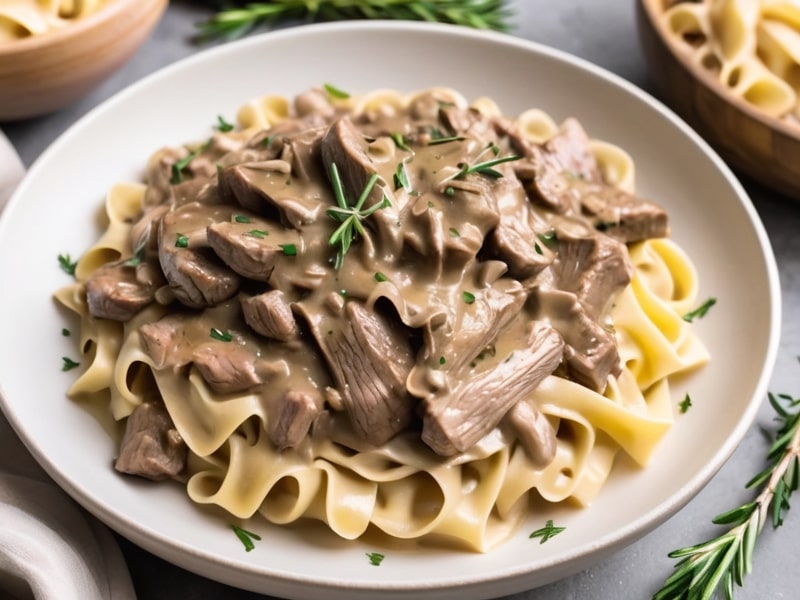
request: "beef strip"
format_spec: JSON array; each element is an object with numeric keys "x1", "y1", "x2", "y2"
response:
[
  {"x1": 506, "y1": 118, "x2": 601, "y2": 214},
  {"x1": 139, "y1": 316, "x2": 191, "y2": 370},
  {"x1": 297, "y1": 296, "x2": 415, "y2": 446},
  {"x1": 267, "y1": 389, "x2": 321, "y2": 450},
  {"x1": 240, "y1": 290, "x2": 298, "y2": 342},
  {"x1": 320, "y1": 116, "x2": 385, "y2": 206},
  {"x1": 85, "y1": 263, "x2": 157, "y2": 321},
  {"x1": 191, "y1": 343, "x2": 268, "y2": 394},
  {"x1": 114, "y1": 402, "x2": 187, "y2": 481},
  {"x1": 421, "y1": 321, "x2": 564, "y2": 457},
  {"x1": 218, "y1": 159, "x2": 323, "y2": 229},
  {"x1": 158, "y1": 203, "x2": 241, "y2": 308},
  {"x1": 504, "y1": 400, "x2": 557, "y2": 468},
  {"x1": 578, "y1": 182, "x2": 670, "y2": 242},
  {"x1": 488, "y1": 220, "x2": 555, "y2": 279},
  {"x1": 548, "y1": 224, "x2": 633, "y2": 318},
  {"x1": 206, "y1": 219, "x2": 299, "y2": 282},
  {"x1": 536, "y1": 288, "x2": 622, "y2": 392}
]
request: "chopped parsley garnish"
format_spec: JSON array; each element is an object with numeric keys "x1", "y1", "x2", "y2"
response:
[
  {"x1": 683, "y1": 298, "x2": 717, "y2": 323},
  {"x1": 390, "y1": 132, "x2": 410, "y2": 152},
  {"x1": 171, "y1": 148, "x2": 200, "y2": 184},
  {"x1": 61, "y1": 357, "x2": 80, "y2": 371},
  {"x1": 462, "y1": 291, "x2": 476, "y2": 304},
  {"x1": 58, "y1": 253, "x2": 77, "y2": 276},
  {"x1": 279, "y1": 243, "x2": 298, "y2": 256},
  {"x1": 529, "y1": 519, "x2": 566, "y2": 544},
  {"x1": 210, "y1": 327, "x2": 233, "y2": 342},
  {"x1": 393, "y1": 162, "x2": 411, "y2": 191},
  {"x1": 231, "y1": 525, "x2": 261, "y2": 552},
  {"x1": 245, "y1": 229, "x2": 269, "y2": 239},
  {"x1": 215, "y1": 115, "x2": 234, "y2": 132},
  {"x1": 175, "y1": 233, "x2": 189, "y2": 248},
  {"x1": 679, "y1": 393, "x2": 693, "y2": 414},
  {"x1": 61, "y1": 328, "x2": 70, "y2": 336},
  {"x1": 323, "y1": 83, "x2": 350, "y2": 99},
  {"x1": 534, "y1": 242, "x2": 543, "y2": 255},
  {"x1": 234, "y1": 214, "x2": 251, "y2": 223},
  {"x1": 365, "y1": 552, "x2": 385, "y2": 566},
  {"x1": 537, "y1": 229, "x2": 558, "y2": 249},
  {"x1": 449, "y1": 227, "x2": 460, "y2": 237},
  {"x1": 374, "y1": 272, "x2": 389, "y2": 283},
  {"x1": 595, "y1": 220, "x2": 618, "y2": 232},
  {"x1": 439, "y1": 356, "x2": 446, "y2": 365}
]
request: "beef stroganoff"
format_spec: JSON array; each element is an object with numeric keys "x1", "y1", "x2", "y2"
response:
[{"x1": 55, "y1": 86, "x2": 709, "y2": 551}]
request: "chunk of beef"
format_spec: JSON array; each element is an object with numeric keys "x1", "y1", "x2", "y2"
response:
[
  {"x1": 139, "y1": 315, "x2": 192, "y2": 370},
  {"x1": 423, "y1": 280, "x2": 526, "y2": 377},
  {"x1": 241, "y1": 290, "x2": 298, "y2": 342},
  {"x1": 488, "y1": 220, "x2": 555, "y2": 279},
  {"x1": 509, "y1": 118, "x2": 602, "y2": 213},
  {"x1": 421, "y1": 321, "x2": 564, "y2": 457},
  {"x1": 578, "y1": 182, "x2": 670, "y2": 242},
  {"x1": 191, "y1": 343, "x2": 268, "y2": 394},
  {"x1": 207, "y1": 220, "x2": 299, "y2": 282},
  {"x1": 218, "y1": 159, "x2": 324, "y2": 229},
  {"x1": 504, "y1": 399, "x2": 557, "y2": 468},
  {"x1": 297, "y1": 297, "x2": 415, "y2": 446},
  {"x1": 114, "y1": 402, "x2": 186, "y2": 481},
  {"x1": 85, "y1": 263, "x2": 156, "y2": 321},
  {"x1": 158, "y1": 203, "x2": 240, "y2": 309},
  {"x1": 268, "y1": 389, "x2": 321, "y2": 450},
  {"x1": 438, "y1": 105, "x2": 496, "y2": 140},
  {"x1": 320, "y1": 116, "x2": 384, "y2": 205},
  {"x1": 549, "y1": 225, "x2": 633, "y2": 318},
  {"x1": 537, "y1": 288, "x2": 622, "y2": 392}
]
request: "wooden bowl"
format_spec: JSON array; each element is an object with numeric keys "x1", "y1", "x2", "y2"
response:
[
  {"x1": 0, "y1": 0, "x2": 167, "y2": 121},
  {"x1": 636, "y1": 0, "x2": 800, "y2": 199}
]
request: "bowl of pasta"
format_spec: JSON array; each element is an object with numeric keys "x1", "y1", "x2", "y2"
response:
[
  {"x1": 0, "y1": 0, "x2": 166, "y2": 120},
  {"x1": 0, "y1": 20, "x2": 780, "y2": 600},
  {"x1": 637, "y1": 0, "x2": 800, "y2": 199}
]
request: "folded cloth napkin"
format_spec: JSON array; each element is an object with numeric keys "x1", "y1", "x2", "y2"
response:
[{"x1": 0, "y1": 130, "x2": 136, "y2": 600}]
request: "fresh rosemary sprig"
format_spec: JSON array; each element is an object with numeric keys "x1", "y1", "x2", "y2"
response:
[
  {"x1": 326, "y1": 162, "x2": 391, "y2": 270},
  {"x1": 653, "y1": 391, "x2": 800, "y2": 600},
  {"x1": 195, "y1": 0, "x2": 512, "y2": 42}
]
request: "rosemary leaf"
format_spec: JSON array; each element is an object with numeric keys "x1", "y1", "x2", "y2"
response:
[
  {"x1": 195, "y1": 0, "x2": 512, "y2": 42},
  {"x1": 653, "y1": 391, "x2": 800, "y2": 599}
]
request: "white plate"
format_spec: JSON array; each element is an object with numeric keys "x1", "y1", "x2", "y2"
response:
[{"x1": 0, "y1": 21, "x2": 781, "y2": 599}]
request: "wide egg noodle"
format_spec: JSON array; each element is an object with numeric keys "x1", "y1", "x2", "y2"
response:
[
  {"x1": 0, "y1": 0, "x2": 109, "y2": 42},
  {"x1": 662, "y1": 0, "x2": 800, "y2": 120},
  {"x1": 55, "y1": 89, "x2": 711, "y2": 552}
]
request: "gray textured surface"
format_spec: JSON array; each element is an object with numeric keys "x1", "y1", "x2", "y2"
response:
[{"x1": 3, "y1": 1, "x2": 799, "y2": 598}]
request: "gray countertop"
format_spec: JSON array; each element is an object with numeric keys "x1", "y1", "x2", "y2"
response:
[{"x1": 3, "y1": 1, "x2": 799, "y2": 598}]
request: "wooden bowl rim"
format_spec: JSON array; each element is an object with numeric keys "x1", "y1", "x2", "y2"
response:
[
  {"x1": 638, "y1": 0, "x2": 800, "y2": 143},
  {"x1": 0, "y1": 0, "x2": 166, "y2": 57}
]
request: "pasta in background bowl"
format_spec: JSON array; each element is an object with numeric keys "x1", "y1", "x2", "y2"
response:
[
  {"x1": 0, "y1": 0, "x2": 166, "y2": 120},
  {"x1": 0, "y1": 21, "x2": 780, "y2": 599},
  {"x1": 637, "y1": 0, "x2": 800, "y2": 200}
]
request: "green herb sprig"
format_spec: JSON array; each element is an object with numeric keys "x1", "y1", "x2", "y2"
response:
[
  {"x1": 195, "y1": 0, "x2": 512, "y2": 42},
  {"x1": 326, "y1": 162, "x2": 391, "y2": 270},
  {"x1": 529, "y1": 519, "x2": 566, "y2": 544},
  {"x1": 654, "y1": 391, "x2": 800, "y2": 600}
]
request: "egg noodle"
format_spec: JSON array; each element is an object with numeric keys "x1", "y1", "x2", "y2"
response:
[
  {"x1": 55, "y1": 87, "x2": 709, "y2": 551},
  {"x1": 660, "y1": 0, "x2": 800, "y2": 124},
  {"x1": 0, "y1": 0, "x2": 111, "y2": 43}
]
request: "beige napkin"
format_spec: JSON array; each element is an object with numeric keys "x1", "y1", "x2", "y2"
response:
[{"x1": 0, "y1": 130, "x2": 136, "y2": 600}]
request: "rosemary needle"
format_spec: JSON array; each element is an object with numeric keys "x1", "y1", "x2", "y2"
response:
[
  {"x1": 195, "y1": 0, "x2": 512, "y2": 42},
  {"x1": 653, "y1": 391, "x2": 800, "y2": 600}
]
